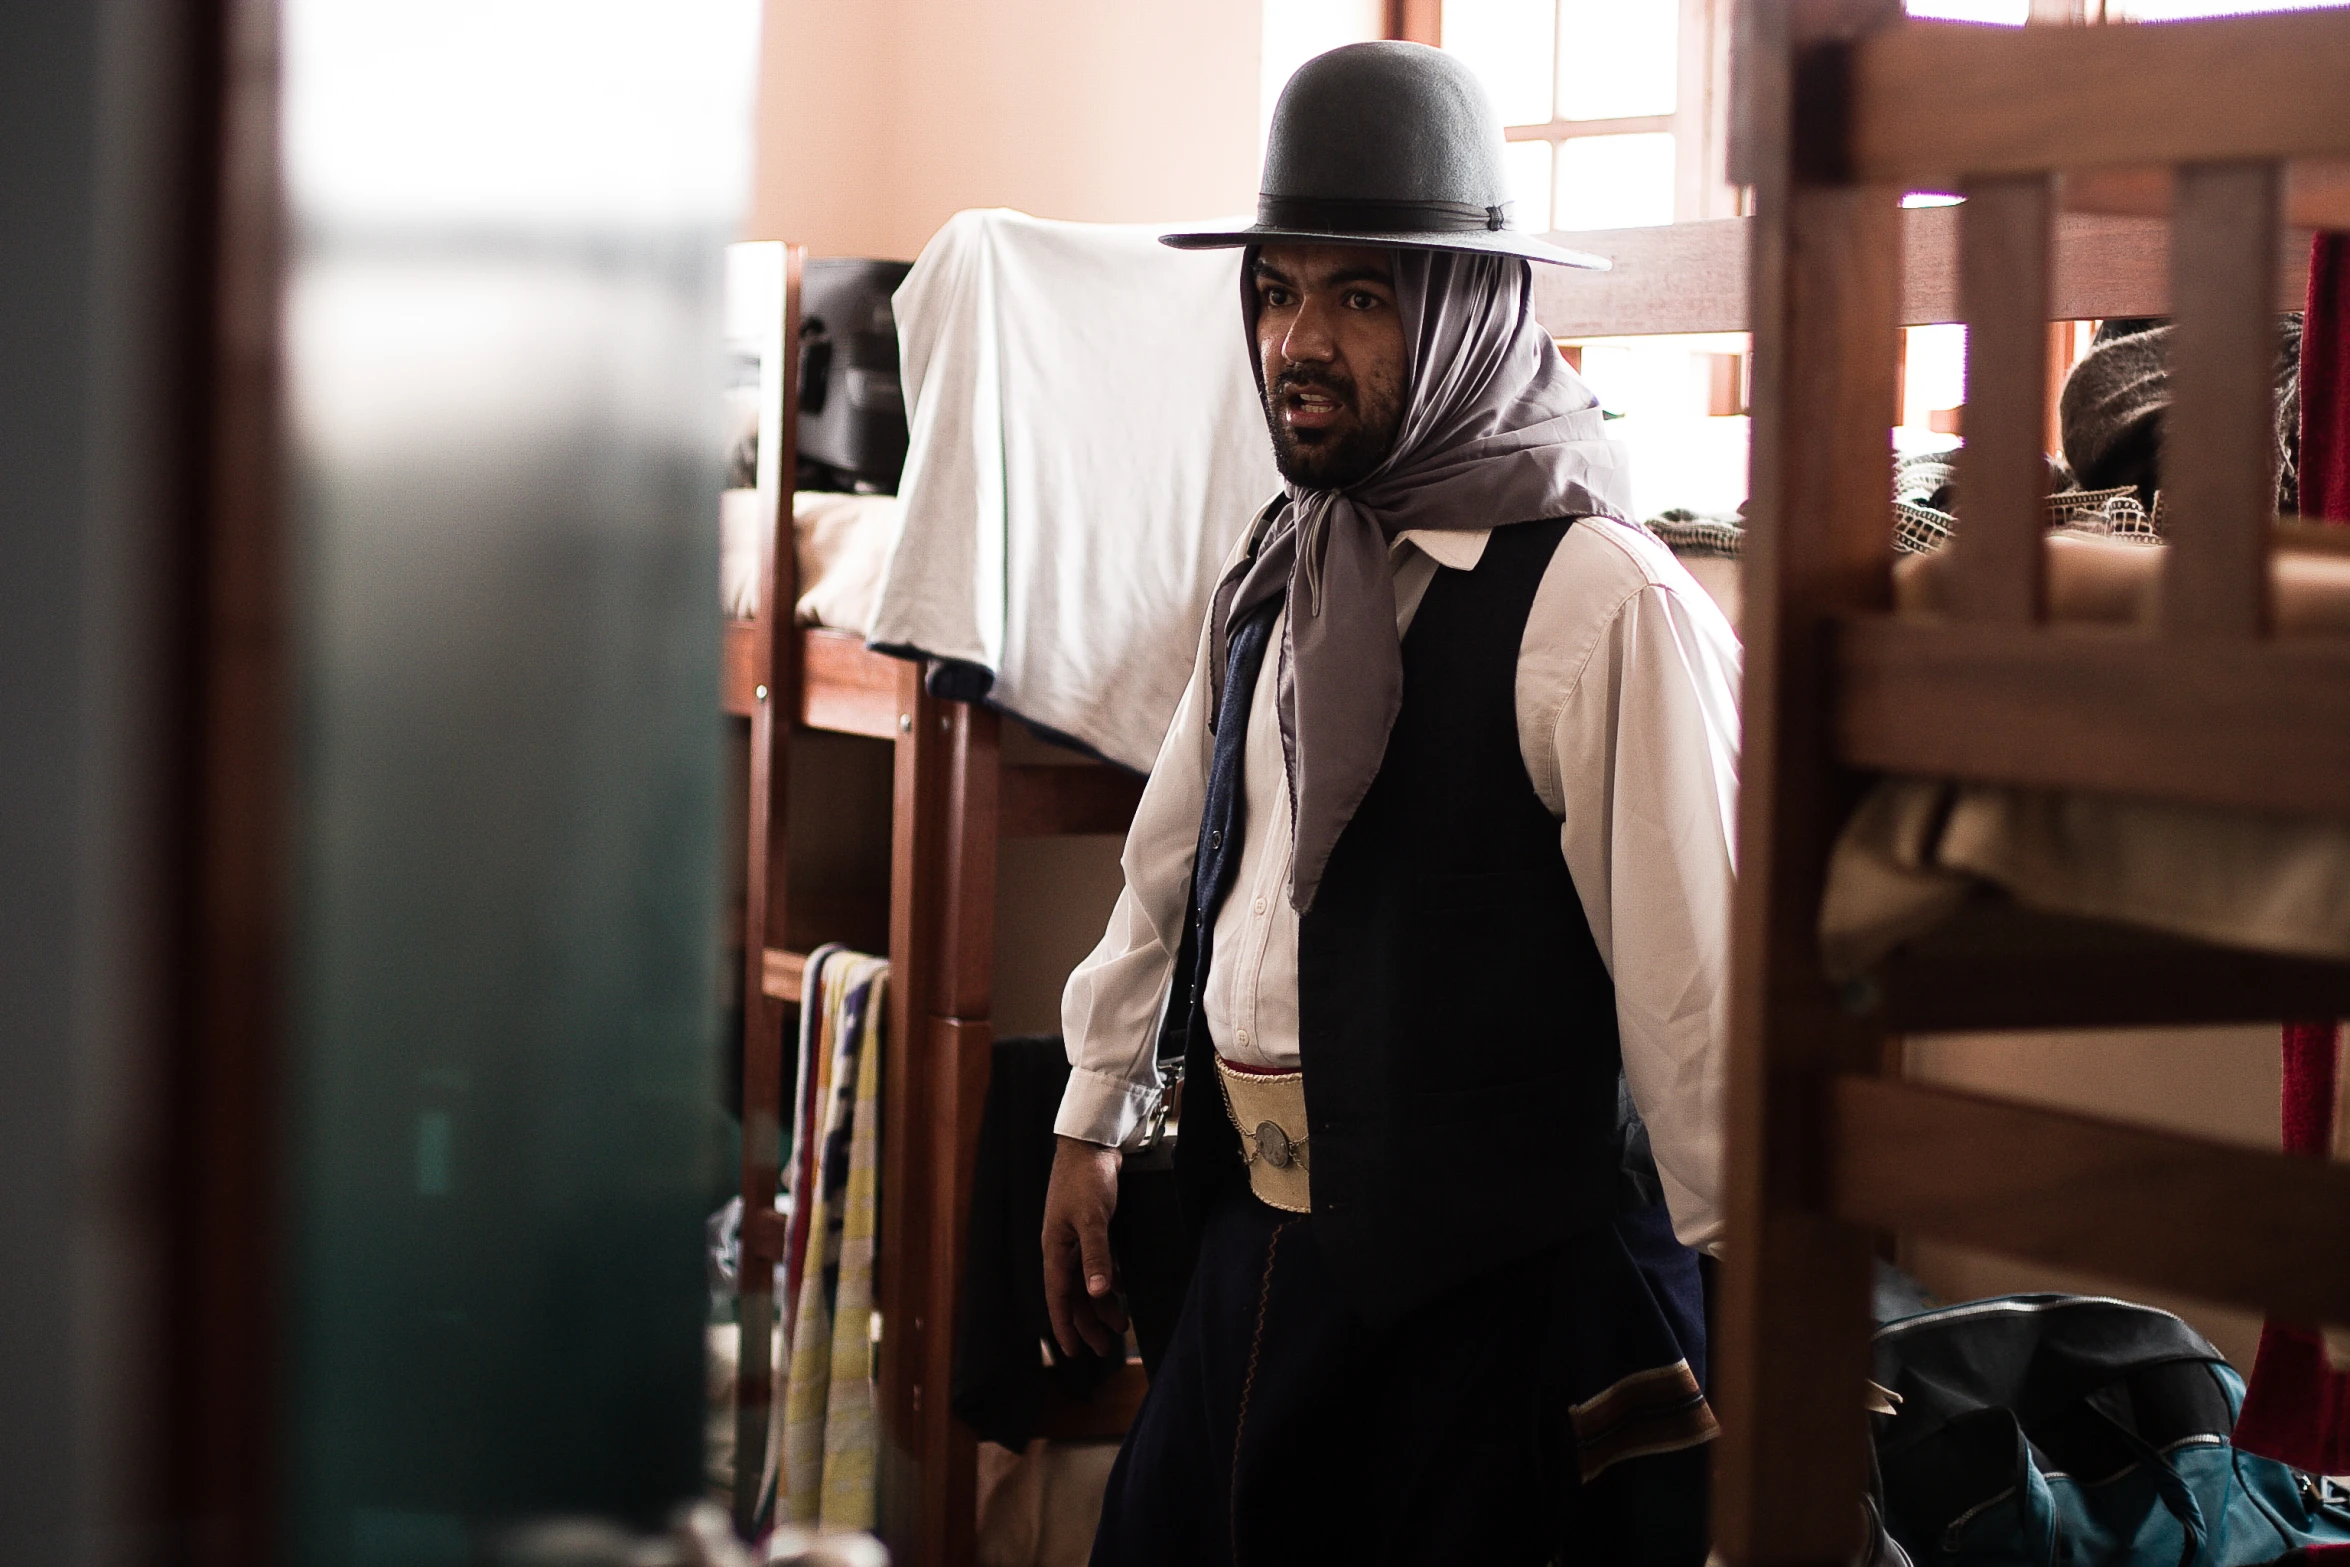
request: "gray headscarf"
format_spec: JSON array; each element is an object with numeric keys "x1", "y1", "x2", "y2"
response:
[{"x1": 1216, "y1": 247, "x2": 1633, "y2": 913}]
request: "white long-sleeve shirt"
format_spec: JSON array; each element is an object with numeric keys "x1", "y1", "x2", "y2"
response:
[{"x1": 1056, "y1": 515, "x2": 1743, "y2": 1253}]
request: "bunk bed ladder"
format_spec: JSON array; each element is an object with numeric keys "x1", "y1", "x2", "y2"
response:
[
  {"x1": 734, "y1": 240, "x2": 802, "y2": 1537},
  {"x1": 1724, "y1": 5, "x2": 2350, "y2": 1563}
]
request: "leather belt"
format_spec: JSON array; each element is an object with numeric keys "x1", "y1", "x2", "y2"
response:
[{"x1": 1214, "y1": 1057, "x2": 1311, "y2": 1213}]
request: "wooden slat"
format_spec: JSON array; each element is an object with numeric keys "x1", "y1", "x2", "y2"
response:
[
  {"x1": 186, "y1": 1, "x2": 291, "y2": 1552},
  {"x1": 879, "y1": 659, "x2": 941, "y2": 1554},
  {"x1": 1032, "y1": 1361, "x2": 1150, "y2": 1442},
  {"x1": 721, "y1": 617, "x2": 757, "y2": 717},
  {"x1": 1532, "y1": 217, "x2": 1749, "y2": 337},
  {"x1": 760, "y1": 947, "x2": 805, "y2": 1003},
  {"x1": 1714, "y1": 0, "x2": 1906, "y2": 1546},
  {"x1": 1829, "y1": 1075, "x2": 2350, "y2": 1325},
  {"x1": 1947, "y1": 176, "x2": 2052, "y2": 624},
  {"x1": 2066, "y1": 160, "x2": 2350, "y2": 233},
  {"x1": 1527, "y1": 207, "x2": 2301, "y2": 340},
  {"x1": 1872, "y1": 903, "x2": 2350, "y2": 1031},
  {"x1": 999, "y1": 763, "x2": 1146, "y2": 838},
  {"x1": 1850, "y1": 12, "x2": 2350, "y2": 187},
  {"x1": 936, "y1": 706, "x2": 1002, "y2": 1021},
  {"x1": 740, "y1": 1204, "x2": 790, "y2": 1266},
  {"x1": 736, "y1": 240, "x2": 801, "y2": 1533},
  {"x1": 1838, "y1": 617, "x2": 2350, "y2": 817},
  {"x1": 799, "y1": 626, "x2": 903, "y2": 739},
  {"x1": 2164, "y1": 162, "x2": 2281, "y2": 642},
  {"x1": 916, "y1": 1012, "x2": 992, "y2": 1567},
  {"x1": 1927, "y1": 206, "x2": 2308, "y2": 328},
  {"x1": 878, "y1": 670, "x2": 1000, "y2": 1567},
  {"x1": 1385, "y1": 0, "x2": 1440, "y2": 45}
]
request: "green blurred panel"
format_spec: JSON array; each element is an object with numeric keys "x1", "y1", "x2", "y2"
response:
[{"x1": 279, "y1": 3, "x2": 758, "y2": 1556}]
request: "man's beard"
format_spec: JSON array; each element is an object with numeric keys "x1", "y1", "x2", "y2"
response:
[{"x1": 1261, "y1": 365, "x2": 1403, "y2": 491}]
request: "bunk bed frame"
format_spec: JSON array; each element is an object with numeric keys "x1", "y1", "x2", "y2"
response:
[
  {"x1": 1699, "y1": 7, "x2": 2350, "y2": 1564},
  {"x1": 727, "y1": 63, "x2": 2346, "y2": 1545},
  {"x1": 722, "y1": 243, "x2": 1148, "y2": 1566}
]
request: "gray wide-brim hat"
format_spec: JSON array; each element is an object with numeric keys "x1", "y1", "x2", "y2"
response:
[{"x1": 1163, "y1": 41, "x2": 1608, "y2": 270}]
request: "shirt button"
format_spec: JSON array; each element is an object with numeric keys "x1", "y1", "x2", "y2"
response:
[
  {"x1": 1236, "y1": 1029, "x2": 1250, "y2": 1048},
  {"x1": 1252, "y1": 897, "x2": 1266, "y2": 917}
]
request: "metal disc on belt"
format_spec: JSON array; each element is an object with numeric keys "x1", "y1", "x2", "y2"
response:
[{"x1": 1254, "y1": 1121, "x2": 1292, "y2": 1168}]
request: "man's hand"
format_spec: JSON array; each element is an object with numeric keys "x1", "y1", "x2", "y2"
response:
[{"x1": 1042, "y1": 1134, "x2": 1130, "y2": 1359}]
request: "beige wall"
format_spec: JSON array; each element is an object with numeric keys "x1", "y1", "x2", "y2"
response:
[
  {"x1": 1902, "y1": 1025, "x2": 2286, "y2": 1369},
  {"x1": 749, "y1": 0, "x2": 1265, "y2": 261}
]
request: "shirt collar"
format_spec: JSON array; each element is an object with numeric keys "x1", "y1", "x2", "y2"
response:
[{"x1": 1392, "y1": 528, "x2": 1490, "y2": 572}]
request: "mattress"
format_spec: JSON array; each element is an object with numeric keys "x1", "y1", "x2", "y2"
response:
[
  {"x1": 1821, "y1": 529, "x2": 2350, "y2": 979},
  {"x1": 720, "y1": 488, "x2": 899, "y2": 633}
]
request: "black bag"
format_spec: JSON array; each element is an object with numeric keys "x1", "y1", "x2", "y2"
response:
[
  {"x1": 1871, "y1": 1294, "x2": 2350, "y2": 1566},
  {"x1": 796, "y1": 258, "x2": 911, "y2": 492}
]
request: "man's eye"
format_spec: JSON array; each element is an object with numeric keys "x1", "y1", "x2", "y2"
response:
[
  {"x1": 1345, "y1": 290, "x2": 1379, "y2": 310},
  {"x1": 1262, "y1": 287, "x2": 1292, "y2": 307}
]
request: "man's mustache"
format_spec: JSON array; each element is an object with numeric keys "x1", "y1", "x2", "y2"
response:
[{"x1": 1270, "y1": 366, "x2": 1357, "y2": 407}]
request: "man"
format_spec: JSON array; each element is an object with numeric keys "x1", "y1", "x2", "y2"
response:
[{"x1": 1041, "y1": 41, "x2": 1741, "y2": 1567}]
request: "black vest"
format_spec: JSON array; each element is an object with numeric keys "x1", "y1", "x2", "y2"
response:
[{"x1": 1173, "y1": 518, "x2": 1648, "y2": 1326}]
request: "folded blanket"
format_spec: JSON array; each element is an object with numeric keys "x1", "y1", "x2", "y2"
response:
[
  {"x1": 1819, "y1": 530, "x2": 2350, "y2": 981},
  {"x1": 763, "y1": 948, "x2": 888, "y2": 1533}
]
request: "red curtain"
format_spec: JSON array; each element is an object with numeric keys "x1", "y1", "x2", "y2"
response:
[{"x1": 2235, "y1": 233, "x2": 2350, "y2": 1476}]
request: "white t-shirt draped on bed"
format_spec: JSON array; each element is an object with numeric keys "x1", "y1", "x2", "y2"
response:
[{"x1": 866, "y1": 209, "x2": 1281, "y2": 770}]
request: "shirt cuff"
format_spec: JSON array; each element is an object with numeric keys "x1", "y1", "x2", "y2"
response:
[{"x1": 1054, "y1": 1064, "x2": 1160, "y2": 1148}]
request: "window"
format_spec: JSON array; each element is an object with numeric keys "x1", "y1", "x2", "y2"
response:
[{"x1": 1439, "y1": 0, "x2": 1736, "y2": 232}]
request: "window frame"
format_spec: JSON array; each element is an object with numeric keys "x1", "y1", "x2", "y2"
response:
[{"x1": 1434, "y1": 0, "x2": 1741, "y2": 229}]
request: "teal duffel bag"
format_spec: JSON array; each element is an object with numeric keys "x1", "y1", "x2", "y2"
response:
[{"x1": 1871, "y1": 1295, "x2": 2350, "y2": 1566}]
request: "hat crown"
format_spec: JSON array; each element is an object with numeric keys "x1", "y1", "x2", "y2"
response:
[{"x1": 1261, "y1": 42, "x2": 1511, "y2": 211}]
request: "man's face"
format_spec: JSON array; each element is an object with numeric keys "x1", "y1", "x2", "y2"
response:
[{"x1": 1252, "y1": 244, "x2": 1407, "y2": 490}]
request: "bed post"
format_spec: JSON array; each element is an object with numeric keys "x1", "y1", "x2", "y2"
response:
[
  {"x1": 736, "y1": 241, "x2": 802, "y2": 1536},
  {"x1": 1715, "y1": 0, "x2": 1903, "y2": 1560},
  {"x1": 879, "y1": 675, "x2": 998, "y2": 1567}
]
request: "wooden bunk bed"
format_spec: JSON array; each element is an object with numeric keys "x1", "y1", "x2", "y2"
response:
[
  {"x1": 722, "y1": 75, "x2": 2345, "y2": 1546},
  {"x1": 721, "y1": 242, "x2": 1149, "y2": 1566},
  {"x1": 1675, "y1": 6, "x2": 2350, "y2": 1564}
]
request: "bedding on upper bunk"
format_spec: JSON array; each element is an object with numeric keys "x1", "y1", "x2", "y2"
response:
[
  {"x1": 1819, "y1": 531, "x2": 2350, "y2": 981},
  {"x1": 719, "y1": 489, "x2": 897, "y2": 630},
  {"x1": 861, "y1": 209, "x2": 1282, "y2": 770}
]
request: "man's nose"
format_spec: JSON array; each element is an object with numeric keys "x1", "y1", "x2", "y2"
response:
[{"x1": 1280, "y1": 299, "x2": 1338, "y2": 363}]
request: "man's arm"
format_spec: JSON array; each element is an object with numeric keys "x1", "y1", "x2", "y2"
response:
[
  {"x1": 1043, "y1": 605, "x2": 1216, "y2": 1354},
  {"x1": 1542, "y1": 547, "x2": 1742, "y2": 1254}
]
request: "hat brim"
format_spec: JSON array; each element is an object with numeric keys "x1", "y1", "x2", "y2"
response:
[{"x1": 1160, "y1": 222, "x2": 1609, "y2": 270}]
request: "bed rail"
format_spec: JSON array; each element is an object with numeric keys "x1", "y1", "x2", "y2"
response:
[{"x1": 1527, "y1": 206, "x2": 2314, "y2": 339}]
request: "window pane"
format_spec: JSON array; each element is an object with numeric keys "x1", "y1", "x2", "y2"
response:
[
  {"x1": 1554, "y1": 132, "x2": 1676, "y2": 229},
  {"x1": 1904, "y1": 0, "x2": 2026, "y2": 20},
  {"x1": 1898, "y1": 323, "x2": 1968, "y2": 439},
  {"x1": 1441, "y1": 0, "x2": 1557, "y2": 126},
  {"x1": 2114, "y1": 0, "x2": 2343, "y2": 16},
  {"x1": 1503, "y1": 139, "x2": 1555, "y2": 232},
  {"x1": 1556, "y1": 0, "x2": 1678, "y2": 121}
]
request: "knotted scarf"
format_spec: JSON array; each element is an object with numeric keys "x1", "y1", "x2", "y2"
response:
[{"x1": 1212, "y1": 246, "x2": 1633, "y2": 912}]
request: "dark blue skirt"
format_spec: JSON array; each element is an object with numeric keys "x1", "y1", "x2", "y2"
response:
[{"x1": 1090, "y1": 1193, "x2": 1714, "y2": 1567}]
